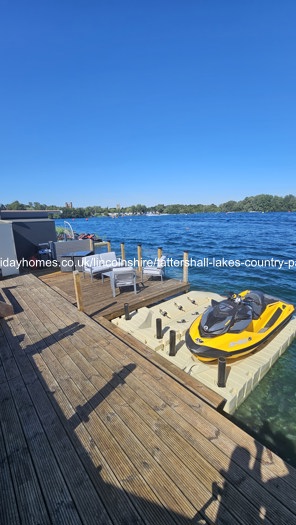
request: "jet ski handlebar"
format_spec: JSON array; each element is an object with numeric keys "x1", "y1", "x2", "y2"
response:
[
  {"x1": 224, "y1": 291, "x2": 262, "y2": 306},
  {"x1": 225, "y1": 292, "x2": 243, "y2": 303}
]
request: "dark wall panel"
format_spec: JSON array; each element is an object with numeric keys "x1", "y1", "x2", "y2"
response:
[{"x1": 12, "y1": 221, "x2": 57, "y2": 261}]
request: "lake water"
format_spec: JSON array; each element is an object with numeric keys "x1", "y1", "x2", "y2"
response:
[{"x1": 56, "y1": 213, "x2": 296, "y2": 466}]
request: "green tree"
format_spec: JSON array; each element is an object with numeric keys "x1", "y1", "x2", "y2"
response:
[{"x1": 6, "y1": 200, "x2": 26, "y2": 210}]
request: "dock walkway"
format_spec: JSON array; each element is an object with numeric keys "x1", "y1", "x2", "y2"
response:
[
  {"x1": 39, "y1": 267, "x2": 190, "y2": 320},
  {"x1": 1, "y1": 273, "x2": 296, "y2": 524}
]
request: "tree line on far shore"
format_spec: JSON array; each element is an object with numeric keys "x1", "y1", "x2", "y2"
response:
[{"x1": 1, "y1": 194, "x2": 296, "y2": 218}]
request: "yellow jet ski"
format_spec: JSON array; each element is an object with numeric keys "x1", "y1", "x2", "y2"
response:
[{"x1": 185, "y1": 290, "x2": 295, "y2": 362}]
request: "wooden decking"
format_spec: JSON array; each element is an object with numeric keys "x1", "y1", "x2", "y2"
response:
[
  {"x1": 1, "y1": 273, "x2": 296, "y2": 524},
  {"x1": 38, "y1": 269, "x2": 190, "y2": 320},
  {"x1": 37, "y1": 270, "x2": 223, "y2": 409}
]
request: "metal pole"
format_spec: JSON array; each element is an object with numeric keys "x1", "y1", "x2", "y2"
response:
[
  {"x1": 169, "y1": 330, "x2": 176, "y2": 356},
  {"x1": 124, "y1": 303, "x2": 130, "y2": 320},
  {"x1": 156, "y1": 318, "x2": 162, "y2": 339},
  {"x1": 217, "y1": 357, "x2": 226, "y2": 387}
]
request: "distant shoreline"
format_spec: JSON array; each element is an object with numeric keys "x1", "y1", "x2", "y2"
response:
[{"x1": 2, "y1": 193, "x2": 296, "y2": 218}]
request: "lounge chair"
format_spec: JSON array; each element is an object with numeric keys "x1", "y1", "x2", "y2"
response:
[
  {"x1": 99, "y1": 251, "x2": 123, "y2": 269},
  {"x1": 81, "y1": 251, "x2": 124, "y2": 281},
  {"x1": 142, "y1": 255, "x2": 166, "y2": 282},
  {"x1": 110, "y1": 267, "x2": 137, "y2": 297}
]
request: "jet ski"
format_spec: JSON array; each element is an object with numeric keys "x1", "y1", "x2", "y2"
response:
[{"x1": 185, "y1": 290, "x2": 295, "y2": 362}]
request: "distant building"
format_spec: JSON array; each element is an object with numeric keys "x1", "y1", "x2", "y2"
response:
[{"x1": 65, "y1": 202, "x2": 73, "y2": 208}]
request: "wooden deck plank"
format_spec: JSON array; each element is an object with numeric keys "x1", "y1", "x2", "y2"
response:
[
  {"x1": 34, "y1": 368, "x2": 150, "y2": 525},
  {"x1": 68, "y1": 317, "x2": 296, "y2": 509},
  {"x1": 37, "y1": 272, "x2": 224, "y2": 410},
  {"x1": 11, "y1": 275, "x2": 296, "y2": 489},
  {"x1": 80, "y1": 355, "x2": 295, "y2": 525},
  {"x1": 7, "y1": 375, "x2": 84, "y2": 525},
  {"x1": 38, "y1": 269, "x2": 190, "y2": 320},
  {"x1": 106, "y1": 330, "x2": 296, "y2": 504},
  {"x1": 1, "y1": 303, "x2": 116, "y2": 524},
  {"x1": 2, "y1": 308, "x2": 92, "y2": 525},
  {"x1": 0, "y1": 380, "x2": 51, "y2": 525},
  {"x1": 1, "y1": 276, "x2": 217, "y2": 514},
  {"x1": 13, "y1": 289, "x2": 206, "y2": 523},
  {"x1": 98, "y1": 316, "x2": 225, "y2": 409},
  {"x1": 14, "y1": 276, "x2": 296, "y2": 520},
  {"x1": 1, "y1": 316, "x2": 113, "y2": 525},
  {"x1": 7, "y1": 279, "x2": 195, "y2": 525},
  {"x1": 0, "y1": 423, "x2": 21, "y2": 525},
  {"x1": 19, "y1": 275, "x2": 296, "y2": 490},
  {"x1": 50, "y1": 359, "x2": 203, "y2": 521},
  {"x1": 11, "y1": 294, "x2": 232, "y2": 523},
  {"x1": 57, "y1": 376, "x2": 196, "y2": 524},
  {"x1": 1, "y1": 273, "x2": 296, "y2": 525},
  {"x1": 63, "y1": 350, "x2": 260, "y2": 525},
  {"x1": 47, "y1": 386, "x2": 145, "y2": 525}
]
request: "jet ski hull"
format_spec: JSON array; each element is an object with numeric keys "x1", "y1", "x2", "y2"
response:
[{"x1": 185, "y1": 290, "x2": 295, "y2": 362}]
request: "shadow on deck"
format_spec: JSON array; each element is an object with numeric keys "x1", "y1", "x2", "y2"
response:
[
  {"x1": 1, "y1": 273, "x2": 296, "y2": 524},
  {"x1": 36, "y1": 269, "x2": 224, "y2": 410}
]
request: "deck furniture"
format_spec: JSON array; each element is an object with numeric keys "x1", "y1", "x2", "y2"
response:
[
  {"x1": 38, "y1": 242, "x2": 52, "y2": 261},
  {"x1": 81, "y1": 252, "x2": 124, "y2": 281},
  {"x1": 60, "y1": 250, "x2": 93, "y2": 272},
  {"x1": 99, "y1": 251, "x2": 123, "y2": 269},
  {"x1": 110, "y1": 267, "x2": 137, "y2": 297},
  {"x1": 101, "y1": 270, "x2": 113, "y2": 283},
  {"x1": 53, "y1": 238, "x2": 94, "y2": 263},
  {"x1": 142, "y1": 255, "x2": 166, "y2": 282}
]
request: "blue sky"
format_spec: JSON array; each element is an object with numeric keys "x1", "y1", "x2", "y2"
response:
[{"x1": 0, "y1": 0, "x2": 295, "y2": 208}]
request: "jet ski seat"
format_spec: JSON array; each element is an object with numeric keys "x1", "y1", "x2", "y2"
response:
[{"x1": 245, "y1": 291, "x2": 266, "y2": 319}]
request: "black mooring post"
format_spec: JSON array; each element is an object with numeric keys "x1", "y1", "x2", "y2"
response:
[
  {"x1": 124, "y1": 303, "x2": 130, "y2": 320},
  {"x1": 156, "y1": 318, "x2": 162, "y2": 339},
  {"x1": 217, "y1": 357, "x2": 226, "y2": 387},
  {"x1": 169, "y1": 330, "x2": 176, "y2": 356}
]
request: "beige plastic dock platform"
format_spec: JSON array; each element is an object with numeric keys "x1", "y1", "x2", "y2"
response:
[{"x1": 112, "y1": 291, "x2": 296, "y2": 414}]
